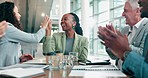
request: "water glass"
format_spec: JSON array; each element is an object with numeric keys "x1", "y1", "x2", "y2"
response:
[
  {"x1": 59, "y1": 55, "x2": 73, "y2": 69},
  {"x1": 48, "y1": 56, "x2": 60, "y2": 70},
  {"x1": 69, "y1": 52, "x2": 78, "y2": 62}
]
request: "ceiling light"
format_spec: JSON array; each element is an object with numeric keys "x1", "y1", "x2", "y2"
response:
[
  {"x1": 56, "y1": 5, "x2": 59, "y2": 8},
  {"x1": 41, "y1": 13, "x2": 45, "y2": 17},
  {"x1": 44, "y1": 0, "x2": 47, "y2": 2}
]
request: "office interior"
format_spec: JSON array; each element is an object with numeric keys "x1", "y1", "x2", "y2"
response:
[{"x1": 0, "y1": 0, "x2": 126, "y2": 59}]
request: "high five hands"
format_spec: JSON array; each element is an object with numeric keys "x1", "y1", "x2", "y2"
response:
[{"x1": 40, "y1": 15, "x2": 52, "y2": 36}]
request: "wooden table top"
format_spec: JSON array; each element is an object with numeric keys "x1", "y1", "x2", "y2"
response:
[
  {"x1": 33, "y1": 67, "x2": 128, "y2": 78},
  {"x1": 33, "y1": 67, "x2": 82, "y2": 78}
]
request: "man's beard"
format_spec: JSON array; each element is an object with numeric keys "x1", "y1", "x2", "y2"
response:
[{"x1": 141, "y1": 11, "x2": 148, "y2": 18}]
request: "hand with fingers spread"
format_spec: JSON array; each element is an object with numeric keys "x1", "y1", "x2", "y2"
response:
[{"x1": 0, "y1": 21, "x2": 7, "y2": 38}]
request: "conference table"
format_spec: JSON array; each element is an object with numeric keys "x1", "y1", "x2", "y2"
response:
[
  {"x1": 0, "y1": 57, "x2": 128, "y2": 78},
  {"x1": 34, "y1": 67, "x2": 74, "y2": 78},
  {"x1": 27, "y1": 58, "x2": 128, "y2": 78},
  {"x1": 33, "y1": 67, "x2": 128, "y2": 78}
]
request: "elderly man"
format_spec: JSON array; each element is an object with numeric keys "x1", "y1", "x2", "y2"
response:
[
  {"x1": 98, "y1": 26, "x2": 148, "y2": 78},
  {"x1": 98, "y1": 0, "x2": 148, "y2": 77},
  {"x1": 106, "y1": 0, "x2": 148, "y2": 69}
]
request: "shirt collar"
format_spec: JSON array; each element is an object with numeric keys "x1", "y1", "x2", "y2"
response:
[{"x1": 135, "y1": 17, "x2": 147, "y2": 29}]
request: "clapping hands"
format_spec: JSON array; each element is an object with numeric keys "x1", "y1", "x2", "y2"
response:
[{"x1": 98, "y1": 25, "x2": 130, "y2": 60}]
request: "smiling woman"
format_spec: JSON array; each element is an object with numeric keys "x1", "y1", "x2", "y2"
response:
[
  {"x1": 0, "y1": 1, "x2": 50, "y2": 67},
  {"x1": 43, "y1": 13, "x2": 88, "y2": 63}
]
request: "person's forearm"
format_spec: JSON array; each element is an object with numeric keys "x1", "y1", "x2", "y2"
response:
[
  {"x1": 130, "y1": 44, "x2": 143, "y2": 55},
  {"x1": 46, "y1": 30, "x2": 51, "y2": 36},
  {"x1": 122, "y1": 51, "x2": 148, "y2": 78}
]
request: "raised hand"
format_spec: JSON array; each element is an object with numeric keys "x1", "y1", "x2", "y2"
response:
[
  {"x1": 40, "y1": 15, "x2": 50, "y2": 29},
  {"x1": 46, "y1": 19, "x2": 52, "y2": 36}
]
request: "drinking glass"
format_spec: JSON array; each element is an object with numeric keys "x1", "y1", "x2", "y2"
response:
[{"x1": 69, "y1": 52, "x2": 78, "y2": 62}]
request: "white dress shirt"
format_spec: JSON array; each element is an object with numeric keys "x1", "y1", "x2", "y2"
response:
[
  {"x1": 128, "y1": 18, "x2": 147, "y2": 43},
  {"x1": 117, "y1": 18, "x2": 147, "y2": 70}
]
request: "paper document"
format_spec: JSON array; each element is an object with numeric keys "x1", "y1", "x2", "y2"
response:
[
  {"x1": 23, "y1": 58, "x2": 46, "y2": 65},
  {"x1": 72, "y1": 65, "x2": 119, "y2": 71},
  {"x1": 70, "y1": 65, "x2": 126, "y2": 77},
  {"x1": 70, "y1": 70, "x2": 127, "y2": 77},
  {"x1": 0, "y1": 64, "x2": 46, "y2": 70},
  {"x1": 0, "y1": 68, "x2": 44, "y2": 78}
]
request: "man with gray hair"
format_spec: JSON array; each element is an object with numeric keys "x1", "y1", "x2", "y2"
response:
[
  {"x1": 106, "y1": 0, "x2": 148, "y2": 69},
  {"x1": 98, "y1": 0, "x2": 148, "y2": 77}
]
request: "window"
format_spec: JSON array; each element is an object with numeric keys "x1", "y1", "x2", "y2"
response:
[{"x1": 70, "y1": 0, "x2": 125, "y2": 59}]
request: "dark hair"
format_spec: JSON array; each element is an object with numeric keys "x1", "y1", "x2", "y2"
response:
[
  {"x1": 138, "y1": 0, "x2": 148, "y2": 18},
  {"x1": 0, "y1": 2, "x2": 22, "y2": 30},
  {"x1": 141, "y1": 11, "x2": 148, "y2": 18},
  {"x1": 69, "y1": 13, "x2": 83, "y2": 36}
]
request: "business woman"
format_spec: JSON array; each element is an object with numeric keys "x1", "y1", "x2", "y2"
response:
[
  {"x1": 0, "y1": 2, "x2": 50, "y2": 67},
  {"x1": 43, "y1": 13, "x2": 88, "y2": 62}
]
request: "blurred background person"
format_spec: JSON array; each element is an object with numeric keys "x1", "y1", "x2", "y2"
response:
[
  {"x1": 0, "y1": 2, "x2": 50, "y2": 67},
  {"x1": 43, "y1": 13, "x2": 88, "y2": 62}
]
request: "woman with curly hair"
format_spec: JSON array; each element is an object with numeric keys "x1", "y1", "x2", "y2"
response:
[{"x1": 0, "y1": 1, "x2": 50, "y2": 67}]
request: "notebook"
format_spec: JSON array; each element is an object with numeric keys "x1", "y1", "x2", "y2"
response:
[
  {"x1": 23, "y1": 58, "x2": 46, "y2": 65},
  {"x1": 85, "y1": 59, "x2": 111, "y2": 65},
  {"x1": 69, "y1": 70, "x2": 127, "y2": 77},
  {"x1": 86, "y1": 61, "x2": 111, "y2": 65},
  {"x1": 0, "y1": 64, "x2": 47, "y2": 70},
  {"x1": 72, "y1": 65, "x2": 120, "y2": 71}
]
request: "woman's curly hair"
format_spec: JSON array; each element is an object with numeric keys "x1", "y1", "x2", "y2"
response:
[{"x1": 0, "y1": 1, "x2": 22, "y2": 30}]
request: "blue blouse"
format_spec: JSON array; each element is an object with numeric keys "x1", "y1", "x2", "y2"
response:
[{"x1": 0, "y1": 22, "x2": 45, "y2": 67}]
